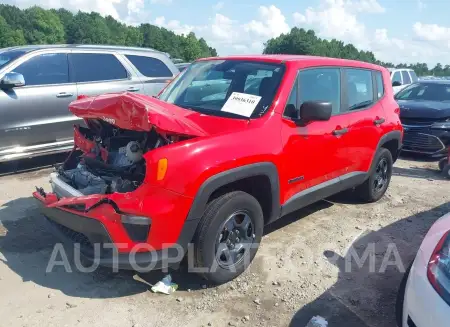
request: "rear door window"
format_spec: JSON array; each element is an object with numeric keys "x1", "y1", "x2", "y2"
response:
[
  {"x1": 401, "y1": 70, "x2": 412, "y2": 84},
  {"x1": 70, "y1": 53, "x2": 128, "y2": 83},
  {"x1": 344, "y1": 68, "x2": 374, "y2": 111},
  {"x1": 125, "y1": 55, "x2": 173, "y2": 78},
  {"x1": 13, "y1": 53, "x2": 69, "y2": 86}
]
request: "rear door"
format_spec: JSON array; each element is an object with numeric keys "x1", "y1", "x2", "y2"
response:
[
  {"x1": 69, "y1": 52, "x2": 143, "y2": 98},
  {"x1": 0, "y1": 50, "x2": 77, "y2": 150},
  {"x1": 341, "y1": 68, "x2": 386, "y2": 175},
  {"x1": 124, "y1": 54, "x2": 176, "y2": 96}
]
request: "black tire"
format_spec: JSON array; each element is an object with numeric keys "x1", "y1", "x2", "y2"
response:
[
  {"x1": 438, "y1": 158, "x2": 447, "y2": 172},
  {"x1": 396, "y1": 264, "x2": 412, "y2": 327},
  {"x1": 356, "y1": 148, "x2": 393, "y2": 203},
  {"x1": 442, "y1": 164, "x2": 450, "y2": 180},
  {"x1": 193, "y1": 191, "x2": 264, "y2": 284}
]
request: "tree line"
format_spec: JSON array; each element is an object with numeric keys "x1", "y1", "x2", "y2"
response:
[
  {"x1": 264, "y1": 27, "x2": 448, "y2": 77},
  {"x1": 0, "y1": 4, "x2": 217, "y2": 62}
]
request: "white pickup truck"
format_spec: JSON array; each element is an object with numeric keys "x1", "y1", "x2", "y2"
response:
[{"x1": 388, "y1": 68, "x2": 419, "y2": 94}]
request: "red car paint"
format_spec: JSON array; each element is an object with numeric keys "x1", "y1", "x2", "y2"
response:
[{"x1": 33, "y1": 55, "x2": 403, "y2": 259}]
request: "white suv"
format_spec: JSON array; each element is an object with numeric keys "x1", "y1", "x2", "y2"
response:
[{"x1": 388, "y1": 68, "x2": 419, "y2": 94}]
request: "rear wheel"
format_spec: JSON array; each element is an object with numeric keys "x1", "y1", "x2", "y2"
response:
[
  {"x1": 438, "y1": 158, "x2": 447, "y2": 172},
  {"x1": 356, "y1": 148, "x2": 393, "y2": 203},
  {"x1": 442, "y1": 164, "x2": 450, "y2": 179},
  {"x1": 193, "y1": 191, "x2": 263, "y2": 284},
  {"x1": 396, "y1": 264, "x2": 412, "y2": 327}
]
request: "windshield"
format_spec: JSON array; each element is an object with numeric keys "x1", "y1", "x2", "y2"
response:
[
  {"x1": 158, "y1": 60, "x2": 285, "y2": 119},
  {"x1": 395, "y1": 82, "x2": 450, "y2": 101},
  {"x1": 0, "y1": 49, "x2": 29, "y2": 70}
]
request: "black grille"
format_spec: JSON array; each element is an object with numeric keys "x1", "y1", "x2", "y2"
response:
[
  {"x1": 47, "y1": 218, "x2": 94, "y2": 252},
  {"x1": 402, "y1": 132, "x2": 445, "y2": 154}
]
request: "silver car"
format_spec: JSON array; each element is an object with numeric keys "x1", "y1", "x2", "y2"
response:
[{"x1": 0, "y1": 44, "x2": 179, "y2": 162}]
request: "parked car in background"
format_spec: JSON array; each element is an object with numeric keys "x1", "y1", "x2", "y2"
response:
[
  {"x1": 33, "y1": 55, "x2": 402, "y2": 284},
  {"x1": 0, "y1": 45, "x2": 178, "y2": 162},
  {"x1": 397, "y1": 211, "x2": 450, "y2": 327},
  {"x1": 175, "y1": 62, "x2": 191, "y2": 72},
  {"x1": 396, "y1": 81, "x2": 450, "y2": 157},
  {"x1": 388, "y1": 68, "x2": 419, "y2": 94}
]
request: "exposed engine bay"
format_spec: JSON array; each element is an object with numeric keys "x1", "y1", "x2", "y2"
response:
[{"x1": 56, "y1": 119, "x2": 181, "y2": 196}]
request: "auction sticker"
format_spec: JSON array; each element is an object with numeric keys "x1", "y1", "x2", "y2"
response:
[{"x1": 221, "y1": 92, "x2": 262, "y2": 117}]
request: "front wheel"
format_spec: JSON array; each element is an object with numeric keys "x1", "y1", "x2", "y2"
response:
[
  {"x1": 356, "y1": 148, "x2": 393, "y2": 203},
  {"x1": 193, "y1": 191, "x2": 264, "y2": 284}
]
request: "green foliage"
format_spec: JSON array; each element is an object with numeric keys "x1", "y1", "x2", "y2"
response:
[
  {"x1": 0, "y1": 4, "x2": 216, "y2": 62},
  {"x1": 23, "y1": 6, "x2": 65, "y2": 44},
  {"x1": 0, "y1": 15, "x2": 26, "y2": 47},
  {"x1": 264, "y1": 27, "x2": 448, "y2": 76}
]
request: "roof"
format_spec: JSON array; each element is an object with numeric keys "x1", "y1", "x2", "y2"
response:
[
  {"x1": 197, "y1": 54, "x2": 384, "y2": 70},
  {"x1": 1, "y1": 44, "x2": 167, "y2": 55},
  {"x1": 417, "y1": 79, "x2": 450, "y2": 84},
  {"x1": 387, "y1": 67, "x2": 414, "y2": 72}
]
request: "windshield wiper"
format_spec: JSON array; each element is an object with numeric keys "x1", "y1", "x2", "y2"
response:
[{"x1": 348, "y1": 100, "x2": 374, "y2": 111}]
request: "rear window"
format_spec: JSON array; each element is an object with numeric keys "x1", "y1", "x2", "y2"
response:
[
  {"x1": 376, "y1": 71, "x2": 384, "y2": 99},
  {"x1": 401, "y1": 70, "x2": 412, "y2": 84},
  {"x1": 126, "y1": 55, "x2": 173, "y2": 78},
  {"x1": 409, "y1": 70, "x2": 419, "y2": 83},
  {"x1": 70, "y1": 53, "x2": 128, "y2": 83}
]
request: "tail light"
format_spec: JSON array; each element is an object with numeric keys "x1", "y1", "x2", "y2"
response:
[{"x1": 427, "y1": 230, "x2": 450, "y2": 304}]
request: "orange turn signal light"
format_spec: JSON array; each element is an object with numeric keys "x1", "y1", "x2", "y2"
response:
[{"x1": 157, "y1": 158, "x2": 168, "y2": 181}]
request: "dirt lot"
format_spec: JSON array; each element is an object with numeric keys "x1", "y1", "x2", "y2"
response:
[{"x1": 0, "y1": 156, "x2": 449, "y2": 327}]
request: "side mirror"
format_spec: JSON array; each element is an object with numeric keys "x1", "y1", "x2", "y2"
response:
[
  {"x1": 293, "y1": 101, "x2": 332, "y2": 125},
  {"x1": 0, "y1": 72, "x2": 25, "y2": 89},
  {"x1": 392, "y1": 81, "x2": 402, "y2": 87}
]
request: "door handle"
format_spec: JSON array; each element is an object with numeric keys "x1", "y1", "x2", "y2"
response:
[
  {"x1": 127, "y1": 86, "x2": 140, "y2": 92},
  {"x1": 332, "y1": 127, "x2": 348, "y2": 136},
  {"x1": 374, "y1": 118, "x2": 385, "y2": 125},
  {"x1": 56, "y1": 92, "x2": 73, "y2": 98}
]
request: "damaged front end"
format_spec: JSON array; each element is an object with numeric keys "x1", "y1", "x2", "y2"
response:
[{"x1": 32, "y1": 93, "x2": 202, "y2": 269}]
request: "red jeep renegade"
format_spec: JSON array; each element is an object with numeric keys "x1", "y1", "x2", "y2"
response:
[{"x1": 33, "y1": 55, "x2": 402, "y2": 283}]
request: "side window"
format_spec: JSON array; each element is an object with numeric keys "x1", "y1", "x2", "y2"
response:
[
  {"x1": 70, "y1": 53, "x2": 128, "y2": 83},
  {"x1": 283, "y1": 76, "x2": 298, "y2": 118},
  {"x1": 401, "y1": 70, "x2": 412, "y2": 84},
  {"x1": 344, "y1": 68, "x2": 374, "y2": 111},
  {"x1": 392, "y1": 71, "x2": 402, "y2": 84},
  {"x1": 298, "y1": 68, "x2": 341, "y2": 115},
  {"x1": 13, "y1": 53, "x2": 69, "y2": 86},
  {"x1": 375, "y1": 71, "x2": 384, "y2": 99},
  {"x1": 125, "y1": 55, "x2": 173, "y2": 78},
  {"x1": 409, "y1": 70, "x2": 419, "y2": 83}
]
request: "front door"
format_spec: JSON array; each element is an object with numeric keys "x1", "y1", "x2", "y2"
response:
[
  {"x1": 280, "y1": 67, "x2": 351, "y2": 210},
  {"x1": 0, "y1": 52, "x2": 78, "y2": 151}
]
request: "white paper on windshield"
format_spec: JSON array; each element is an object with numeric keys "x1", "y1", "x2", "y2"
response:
[{"x1": 221, "y1": 92, "x2": 262, "y2": 118}]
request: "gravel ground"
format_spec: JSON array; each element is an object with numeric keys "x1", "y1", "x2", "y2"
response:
[{"x1": 0, "y1": 156, "x2": 449, "y2": 327}]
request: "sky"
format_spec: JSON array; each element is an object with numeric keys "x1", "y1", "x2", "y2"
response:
[{"x1": 3, "y1": 0, "x2": 450, "y2": 66}]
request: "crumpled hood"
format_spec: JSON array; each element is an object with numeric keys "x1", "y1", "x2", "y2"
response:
[{"x1": 69, "y1": 92, "x2": 209, "y2": 137}]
